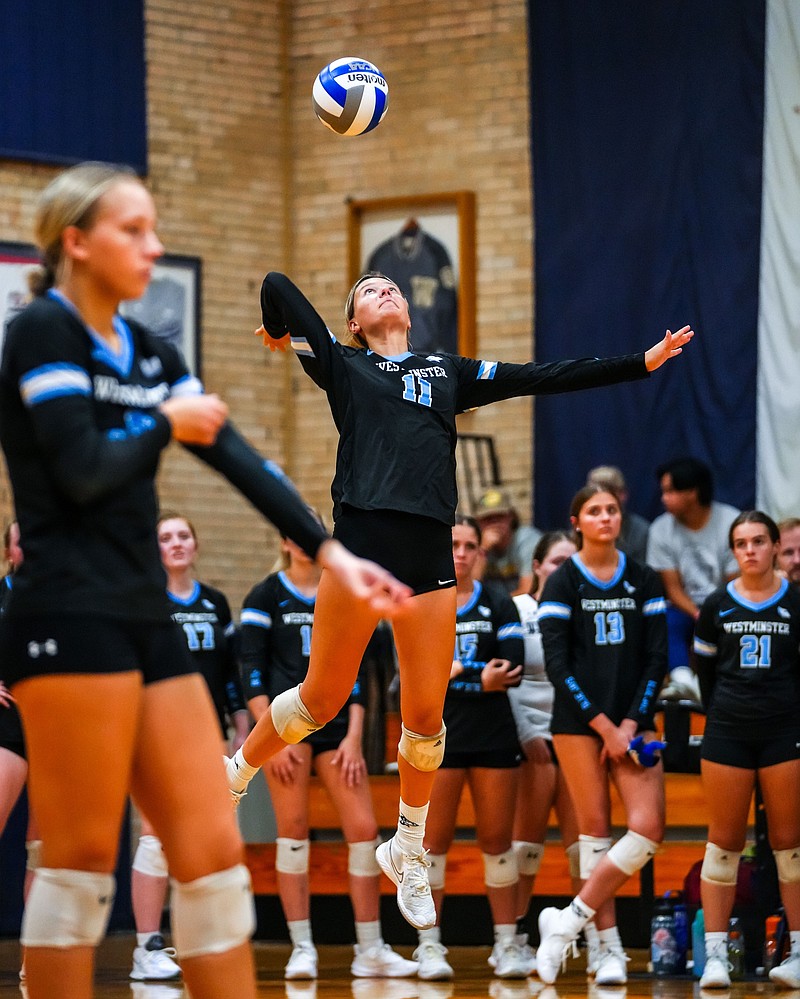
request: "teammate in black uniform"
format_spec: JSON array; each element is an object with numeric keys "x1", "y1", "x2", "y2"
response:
[
  {"x1": 129, "y1": 513, "x2": 250, "y2": 984},
  {"x1": 693, "y1": 511, "x2": 800, "y2": 990},
  {"x1": 415, "y1": 515, "x2": 525, "y2": 981},
  {"x1": 536, "y1": 484, "x2": 668, "y2": 986},
  {"x1": 225, "y1": 267, "x2": 693, "y2": 931},
  {"x1": 239, "y1": 533, "x2": 417, "y2": 982},
  {"x1": 0, "y1": 163, "x2": 408, "y2": 999}
]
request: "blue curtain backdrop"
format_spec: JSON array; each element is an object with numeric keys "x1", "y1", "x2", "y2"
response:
[
  {"x1": 0, "y1": 0, "x2": 147, "y2": 172},
  {"x1": 528, "y1": 1, "x2": 765, "y2": 527}
]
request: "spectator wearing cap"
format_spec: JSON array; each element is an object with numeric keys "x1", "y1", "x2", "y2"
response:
[
  {"x1": 474, "y1": 487, "x2": 542, "y2": 595},
  {"x1": 585, "y1": 465, "x2": 650, "y2": 565}
]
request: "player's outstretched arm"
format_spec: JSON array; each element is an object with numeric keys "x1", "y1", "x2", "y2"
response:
[
  {"x1": 644, "y1": 325, "x2": 694, "y2": 371},
  {"x1": 316, "y1": 539, "x2": 412, "y2": 617}
]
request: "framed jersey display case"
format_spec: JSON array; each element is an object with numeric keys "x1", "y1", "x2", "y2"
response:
[
  {"x1": 0, "y1": 242, "x2": 201, "y2": 376},
  {"x1": 347, "y1": 191, "x2": 476, "y2": 357}
]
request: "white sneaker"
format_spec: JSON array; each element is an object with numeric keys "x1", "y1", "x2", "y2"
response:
[
  {"x1": 376, "y1": 838, "x2": 436, "y2": 930},
  {"x1": 351, "y1": 942, "x2": 419, "y2": 978},
  {"x1": 223, "y1": 754, "x2": 249, "y2": 807},
  {"x1": 489, "y1": 934, "x2": 535, "y2": 975},
  {"x1": 413, "y1": 941, "x2": 454, "y2": 981},
  {"x1": 536, "y1": 907, "x2": 578, "y2": 985},
  {"x1": 585, "y1": 937, "x2": 601, "y2": 976},
  {"x1": 660, "y1": 668, "x2": 702, "y2": 704},
  {"x1": 492, "y1": 940, "x2": 532, "y2": 979},
  {"x1": 770, "y1": 947, "x2": 800, "y2": 988},
  {"x1": 130, "y1": 936, "x2": 181, "y2": 981},
  {"x1": 593, "y1": 945, "x2": 628, "y2": 986},
  {"x1": 285, "y1": 942, "x2": 319, "y2": 980},
  {"x1": 699, "y1": 950, "x2": 732, "y2": 989}
]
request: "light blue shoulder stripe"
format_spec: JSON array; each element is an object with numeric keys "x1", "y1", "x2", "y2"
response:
[
  {"x1": 538, "y1": 601, "x2": 572, "y2": 621},
  {"x1": 20, "y1": 363, "x2": 92, "y2": 406},
  {"x1": 241, "y1": 608, "x2": 272, "y2": 629},
  {"x1": 693, "y1": 637, "x2": 717, "y2": 657},
  {"x1": 643, "y1": 597, "x2": 667, "y2": 616},
  {"x1": 497, "y1": 622, "x2": 524, "y2": 640},
  {"x1": 477, "y1": 360, "x2": 498, "y2": 380}
]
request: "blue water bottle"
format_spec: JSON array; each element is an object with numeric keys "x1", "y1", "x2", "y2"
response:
[
  {"x1": 664, "y1": 890, "x2": 688, "y2": 973},
  {"x1": 692, "y1": 908, "x2": 706, "y2": 978}
]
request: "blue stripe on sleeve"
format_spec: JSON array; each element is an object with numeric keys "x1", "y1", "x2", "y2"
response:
[
  {"x1": 497, "y1": 623, "x2": 524, "y2": 640},
  {"x1": 643, "y1": 597, "x2": 667, "y2": 616},
  {"x1": 477, "y1": 360, "x2": 498, "y2": 380},
  {"x1": 241, "y1": 609, "x2": 272, "y2": 629},
  {"x1": 694, "y1": 637, "x2": 717, "y2": 657},
  {"x1": 537, "y1": 601, "x2": 572, "y2": 621},
  {"x1": 20, "y1": 363, "x2": 92, "y2": 406}
]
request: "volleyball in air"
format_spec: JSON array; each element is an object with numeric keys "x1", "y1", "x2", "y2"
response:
[{"x1": 312, "y1": 58, "x2": 389, "y2": 136}]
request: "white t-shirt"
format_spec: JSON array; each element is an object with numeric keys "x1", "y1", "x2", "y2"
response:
[{"x1": 646, "y1": 501, "x2": 740, "y2": 605}]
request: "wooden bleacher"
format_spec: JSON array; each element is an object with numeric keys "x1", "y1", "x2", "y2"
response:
[{"x1": 245, "y1": 708, "x2": 722, "y2": 900}]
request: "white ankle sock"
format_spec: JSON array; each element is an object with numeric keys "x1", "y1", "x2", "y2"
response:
[
  {"x1": 395, "y1": 799, "x2": 428, "y2": 855},
  {"x1": 231, "y1": 747, "x2": 259, "y2": 782},
  {"x1": 355, "y1": 920, "x2": 382, "y2": 948},
  {"x1": 288, "y1": 919, "x2": 313, "y2": 947}
]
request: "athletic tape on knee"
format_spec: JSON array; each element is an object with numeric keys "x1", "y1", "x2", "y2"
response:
[
  {"x1": 348, "y1": 839, "x2": 380, "y2": 878},
  {"x1": 132, "y1": 835, "x2": 169, "y2": 878},
  {"x1": 275, "y1": 838, "x2": 310, "y2": 875},
  {"x1": 21, "y1": 868, "x2": 115, "y2": 947},
  {"x1": 427, "y1": 852, "x2": 447, "y2": 891},
  {"x1": 565, "y1": 840, "x2": 581, "y2": 880},
  {"x1": 512, "y1": 840, "x2": 544, "y2": 877},
  {"x1": 579, "y1": 834, "x2": 612, "y2": 880},
  {"x1": 25, "y1": 839, "x2": 42, "y2": 873},
  {"x1": 774, "y1": 847, "x2": 800, "y2": 884},
  {"x1": 606, "y1": 830, "x2": 659, "y2": 877},
  {"x1": 171, "y1": 863, "x2": 255, "y2": 958},
  {"x1": 271, "y1": 685, "x2": 321, "y2": 744},
  {"x1": 700, "y1": 842, "x2": 741, "y2": 886},
  {"x1": 482, "y1": 848, "x2": 518, "y2": 888},
  {"x1": 398, "y1": 723, "x2": 446, "y2": 772}
]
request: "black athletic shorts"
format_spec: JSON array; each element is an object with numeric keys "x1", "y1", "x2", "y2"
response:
[
  {"x1": 702, "y1": 728, "x2": 800, "y2": 770},
  {"x1": 0, "y1": 702, "x2": 25, "y2": 759},
  {"x1": 334, "y1": 506, "x2": 455, "y2": 595},
  {"x1": 0, "y1": 615, "x2": 195, "y2": 687}
]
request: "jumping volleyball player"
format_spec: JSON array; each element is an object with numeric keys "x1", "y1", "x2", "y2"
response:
[
  {"x1": 0, "y1": 163, "x2": 408, "y2": 999},
  {"x1": 225, "y1": 268, "x2": 694, "y2": 931}
]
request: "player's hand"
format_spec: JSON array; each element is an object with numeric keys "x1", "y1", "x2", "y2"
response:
[
  {"x1": 330, "y1": 736, "x2": 367, "y2": 788},
  {"x1": 255, "y1": 326, "x2": 291, "y2": 352},
  {"x1": 644, "y1": 325, "x2": 694, "y2": 371},
  {"x1": 267, "y1": 745, "x2": 304, "y2": 785},
  {"x1": 0, "y1": 681, "x2": 15, "y2": 708},
  {"x1": 160, "y1": 394, "x2": 229, "y2": 446},
  {"x1": 317, "y1": 540, "x2": 412, "y2": 616},
  {"x1": 449, "y1": 660, "x2": 464, "y2": 680},
  {"x1": 627, "y1": 734, "x2": 666, "y2": 768},
  {"x1": 481, "y1": 658, "x2": 521, "y2": 692}
]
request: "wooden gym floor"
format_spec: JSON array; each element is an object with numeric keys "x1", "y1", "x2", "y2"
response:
[{"x1": 0, "y1": 936, "x2": 787, "y2": 999}]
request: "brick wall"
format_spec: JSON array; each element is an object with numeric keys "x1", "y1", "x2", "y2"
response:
[{"x1": 0, "y1": 0, "x2": 534, "y2": 610}]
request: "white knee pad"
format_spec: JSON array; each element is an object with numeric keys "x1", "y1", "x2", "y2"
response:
[
  {"x1": 21, "y1": 868, "x2": 115, "y2": 947},
  {"x1": 398, "y1": 723, "x2": 446, "y2": 772},
  {"x1": 25, "y1": 839, "x2": 42, "y2": 873},
  {"x1": 348, "y1": 838, "x2": 380, "y2": 878},
  {"x1": 275, "y1": 838, "x2": 310, "y2": 875},
  {"x1": 427, "y1": 852, "x2": 447, "y2": 891},
  {"x1": 701, "y1": 842, "x2": 741, "y2": 886},
  {"x1": 565, "y1": 841, "x2": 581, "y2": 880},
  {"x1": 606, "y1": 830, "x2": 659, "y2": 877},
  {"x1": 774, "y1": 847, "x2": 800, "y2": 884},
  {"x1": 132, "y1": 835, "x2": 169, "y2": 878},
  {"x1": 483, "y1": 848, "x2": 518, "y2": 888},
  {"x1": 579, "y1": 834, "x2": 612, "y2": 880},
  {"x1": 513, "y1": 840, "x2": 543, "y2": 877},
  {"x1": 271, "y1": 685, "x2": 322, "y2": 744},
  {"x1": 171, "y1": 863, "x2": 255, "y2": 958}
]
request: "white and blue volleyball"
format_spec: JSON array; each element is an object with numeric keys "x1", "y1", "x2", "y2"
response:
[{"x1": 312, "y1": 58, "x2": 388, "y2": 136}]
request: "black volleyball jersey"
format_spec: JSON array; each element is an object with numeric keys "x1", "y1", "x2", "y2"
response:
[
  {"x1": 694, "y1": 579, "x2": 800, "y2": 736},
  {"x1": 539, "y1": 553, "x2": 667, "y2": 734},
  {"x1": 260, "y1": 273, "x2": 649, "y2": 525},
  {"x1": 445, "y1": 580, "x2": 523, "y2": 754},
  {"x1": 239, "y1": 571, "x2": 364, "y2": 742},
  {"x1": 168, "y1": 581, "x2": 245, "y2": 734},
  {"x1": 0, "y1": 293, "x2": 328, "y2": 622}
]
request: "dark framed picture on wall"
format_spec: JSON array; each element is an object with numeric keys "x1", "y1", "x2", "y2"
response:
[
  {"x1": 120, "y1": 253, "x2": 202, "y2": 376},
  {"x1": 0, "y1": 243, "x2": 201, "y2": 376},
  {"x1": 347, "y1": 191, "x2": 476, "y2": 356}
]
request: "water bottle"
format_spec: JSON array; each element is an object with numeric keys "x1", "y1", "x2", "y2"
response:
[
  {"x1": 651, "y1": 900, "x2": 679, "y2": 976},
  {"x1": 663, "y1": 890, "x2": 688, "y2": 973},
  {"x1": 692, "y1": 908, "x2": 706, "y2": 978},
  {"x1": 728, "y1": 916, "x2": 745, "y2": 980},
  {"x1": 764, "y1": 914, "x2": 781, "y2": 974}
]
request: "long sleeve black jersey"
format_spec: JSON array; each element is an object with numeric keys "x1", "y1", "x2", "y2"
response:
[
  {"x1": 694, "y1": 579, "x2": 800, "y2": 738},
  {"x1": 260, "y1": 273, "x2": 649, "y2": 525},
  {"x1": 168, "y1": 581, "x2": 245, "y2": 734},
  {"x1": 539, "y1": 553, "x2": 667, "y2": 735},
  {"x1": 0, "y1": 293, "x2": 328, "y2": 621},
  {"x1": 239, "y1": 571, "x2": 364, "y2": 744},
  {"x1": 444, "y1": 580, "x2": 523, "y2": 756}
]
